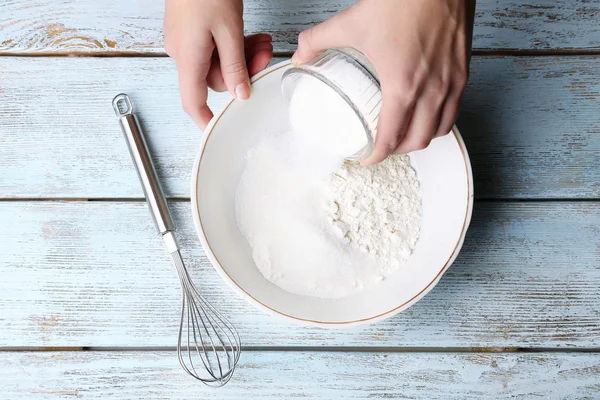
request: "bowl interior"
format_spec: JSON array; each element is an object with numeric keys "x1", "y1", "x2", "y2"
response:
[{"x1": 193, "y1": 61, "x2": 472, "y2": 325}]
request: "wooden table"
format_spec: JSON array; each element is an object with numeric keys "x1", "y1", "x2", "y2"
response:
[{"x1": 1, "y1": 1, "x2": 599, "y2": 398}]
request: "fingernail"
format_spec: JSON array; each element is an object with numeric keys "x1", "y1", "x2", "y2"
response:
[{"x1": 235, "y1": 82, "x2": 251, "y2": 101}]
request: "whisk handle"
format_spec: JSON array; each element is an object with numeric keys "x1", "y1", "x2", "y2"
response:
[{"x1": 113, "y1": 93, "x2": 175, "y2": 237}]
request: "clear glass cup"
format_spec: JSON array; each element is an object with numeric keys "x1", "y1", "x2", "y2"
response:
[{"x1": 281, "y1": 48, "x2": 381, "y2": 161}]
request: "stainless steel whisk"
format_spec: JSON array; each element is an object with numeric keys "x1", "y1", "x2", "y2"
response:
[{"x1": 112, "y1": 94, "x2": 241, "y2": 387}]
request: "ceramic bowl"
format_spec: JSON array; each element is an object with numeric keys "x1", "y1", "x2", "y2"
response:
[{"x1": 191, "y1": 60, "x2": 474, "y2": 327}]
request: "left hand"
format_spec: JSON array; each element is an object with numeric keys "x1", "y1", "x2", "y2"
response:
[
  {"x1": 292, "y1": 0, "x2": 475, "y2": 166},
  {"x1": 164, "y1": 0, "x2": 273, "y2": 130}
]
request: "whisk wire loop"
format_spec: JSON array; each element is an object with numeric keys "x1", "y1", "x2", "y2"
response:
[{"x1": 172, "y1": 251, "x2": 241, "y2": 387}]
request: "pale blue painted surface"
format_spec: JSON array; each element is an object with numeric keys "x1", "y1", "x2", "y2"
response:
[
  {"x1": 1, "y1": 56, "x2": 599, "y2": 199},
  {"x1": 1, "y1": 0, "x2": 600, "y2": 53},
  {"x1": 0, "y1": 1, "x2": 599, "y2": 397},
  {"x1": 0, "y1": 201, "x2": 598, "y2": 348},
  {"x1": 1, "y1": 352, "x2": 600, "y2": 399}
]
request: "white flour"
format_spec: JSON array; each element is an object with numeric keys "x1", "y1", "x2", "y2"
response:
[
  {"x1": 327, "y1": 158, "x2": 421, "y2": 266},
  {"x1": 235, "y1": 75, "x2": 422, "y2": 299}
]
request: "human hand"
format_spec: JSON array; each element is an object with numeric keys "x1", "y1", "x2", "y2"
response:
[
  {"x1": 292, "y1": 0, "x2": 475, "y2": 165},
  {"x1": 164, "y1": 0, "x2": 273, "y2": 130}
]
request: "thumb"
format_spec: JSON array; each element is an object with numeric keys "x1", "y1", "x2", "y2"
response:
[
  {"x1": 292, "y1": 15, "x2": 347, "y2": 65},
  {"x1": 215, "y1": 26, "x2": 251, "y2": 101}
]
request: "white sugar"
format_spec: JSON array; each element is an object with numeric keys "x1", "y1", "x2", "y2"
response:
[{"x1": 235, "y1": 73, "x2": 422, "y2": 299}]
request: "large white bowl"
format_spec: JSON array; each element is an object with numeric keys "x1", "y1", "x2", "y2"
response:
[{"x1": 191, "y1": 60, "x2": 474, "y2": 327}]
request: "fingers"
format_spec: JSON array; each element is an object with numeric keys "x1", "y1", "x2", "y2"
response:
[
  {"x1": 434, "y1": 80, "x2": 465, "y2": 138},
  {"x1": 434, "y1": 95, "x2": 459, "y2": 138},
  {"x1": 207, "y1": 38, "x2": 273, "y2": 92},
  {"x1": 247, "y1": 42, "x2": 273, "y2": 76},
  {"x1": 206, "y1": 51, "x2": 226, "y2": 92},
  {"x1": 175, "y1": 45, "x2": 214, "y2": 130},
  {"x1": 360, "y1": 89, "x2": 414, "y2": 166},
  {"x1": 245, "y1": 35, "x2": 273, "y2": 76},
  {"x1": 214, "y1": 23, "x2": 251, "y2": 100},
  {"x1": 392, "y1": 89, "x2": 444, "y2": 155},
  {"x1": 245, "y1": 33, "x2": 272, "y2": 48},
  {"x1": 292, "y1": 15, "x2": 347, "y2": 65}
]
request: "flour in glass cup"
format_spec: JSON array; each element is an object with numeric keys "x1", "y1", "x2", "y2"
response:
[{"x1": 235, "y1": 74, "x2": 422, "y2": 299}]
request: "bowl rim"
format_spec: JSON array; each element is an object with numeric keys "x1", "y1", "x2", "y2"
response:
[{"x1": 190, "y1": 60, "x2": 474, "y2": 327}]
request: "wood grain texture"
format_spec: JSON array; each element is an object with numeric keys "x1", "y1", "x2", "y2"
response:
[
  {"x1": 1, "y1": 1, "x2": 600, "y2": 54},
  {"x1": 1, "y1": 201, "x2": 599, "y2": 348},
  {"x1": 1, "y1": 351, "x2": 599, "y2": 399},
  {"x1": 1, "y1": 56, "x2": 599, "y2": 199},
  {"x1": 2, "y1": 1, "x2": 599, "y2": 394}
]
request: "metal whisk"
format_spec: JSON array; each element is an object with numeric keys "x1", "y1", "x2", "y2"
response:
[{"x1": 112, "y1": 94, "x2": 241, "y2": 387}]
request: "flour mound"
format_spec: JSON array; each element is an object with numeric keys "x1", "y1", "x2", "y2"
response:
[
  {"x1": 235, "y1": 131, "x2": 422, "y2": 299},
  {"x1": 327, "y1": 157, "x2": 422, "y2": 269}
]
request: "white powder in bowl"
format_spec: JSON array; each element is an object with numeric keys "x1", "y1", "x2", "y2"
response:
[
  {"x1": 234, "y1": 74, "x2": 422, "y2": 299},
  {"x1": 327, "y1": 158, "x2": 421, "y2": 266}
]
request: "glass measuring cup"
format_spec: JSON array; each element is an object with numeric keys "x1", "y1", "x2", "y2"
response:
[{"x1": 281, "y1": 48, "x2": 382, "y2": 161}]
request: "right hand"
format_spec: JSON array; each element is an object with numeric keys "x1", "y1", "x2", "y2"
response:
[
  {"x1": 292, "y1": 0, "x2": 474, "y2": 165},
  {"x1": 164, "y1": 0, "x2": 273, "y2": 130}
]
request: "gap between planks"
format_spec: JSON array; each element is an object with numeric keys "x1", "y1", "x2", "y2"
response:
[
  {"x1": 2, "y1": 198, "x2": 600, "y2": 203},
  {"x1": 2, "y1": 49, "x2": 600, "y2": 58},
  {"x1": 2, "y1": 346, "x2": 600, "y2": 353}
]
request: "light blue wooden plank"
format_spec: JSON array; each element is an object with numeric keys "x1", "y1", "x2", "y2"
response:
[
  {"x1": 1, "y1": 0, "x2": 600, "y2": 53},
  {"x1": 1, "y1": 56, "x2": 599, "y2": 199},
  {"x1": 474, "y1": 0, "x2": 600, "y2": 51},
  {"x1": 0, "y1": 201, "x2": 598, "y2": 347},
  {"x1": 1, "y1": 351, "x2": 599, "y2": 399},
  {"x1": 459, "y1": 56, "x2": 600, "y2": 199},
  {"x1": 0, "y1": 57, "x2": 200, "y2": 199}
]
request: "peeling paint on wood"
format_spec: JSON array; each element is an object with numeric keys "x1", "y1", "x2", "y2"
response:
[
  {"x1": 1, "y1": 0, "x2": 599, "y2": 396},
  {"x1": 0, "y1": 351, "x2": 599, "y2": 399},
  {"x1": 1, "y1": 1, "x2": 600, "y2": 54},
  {"x1": 1, "y1": 56, "x2": 599, "y2": 199},
  {"x1": 0, "y1": 201, "x2": 598, "y2": 347}
]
